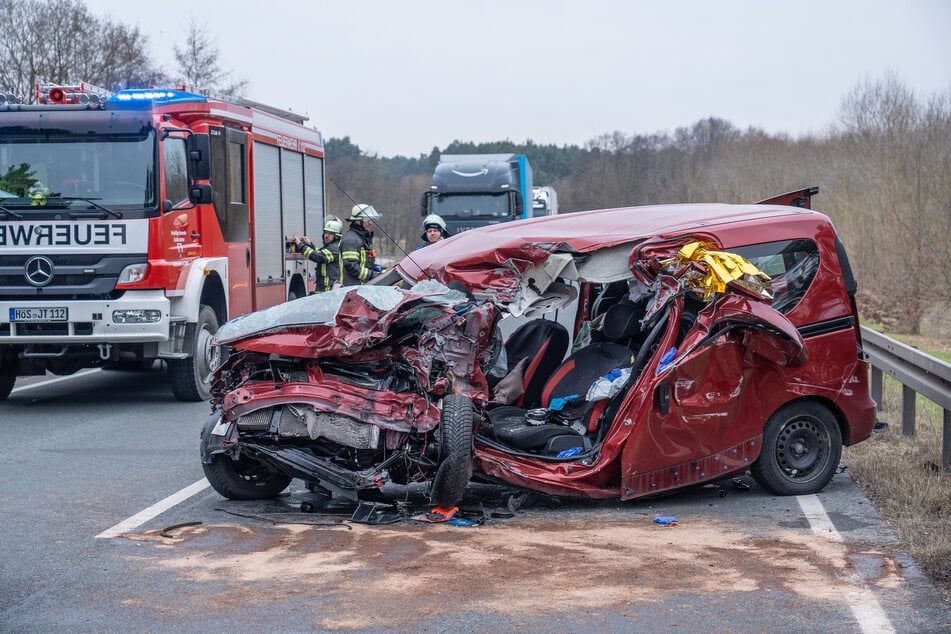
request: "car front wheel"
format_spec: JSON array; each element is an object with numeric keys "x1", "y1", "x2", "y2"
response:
[
  {"x1": 202, "y1": 452, "x2": 293, "y2": 500},
  {"x1": 429, "y1": 394, "x2": 474, "y2": 506},
  {"x1": 751, "y1": 401, "x2": 842, "y2": 496}
]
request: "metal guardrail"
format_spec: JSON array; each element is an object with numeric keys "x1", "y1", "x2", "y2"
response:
[{"x1": 860, "y1": 326, "x2": 951, "y2": 471}]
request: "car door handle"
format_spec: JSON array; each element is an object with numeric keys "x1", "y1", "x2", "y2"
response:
[{"x1": 655, "y1": 383, "x2": 670, "y2": 416}]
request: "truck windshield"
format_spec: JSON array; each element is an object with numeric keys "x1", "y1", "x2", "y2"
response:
[
  {"x1": 0, "y1": 131, "x2": 156, "y2": 211},
  {"x1": 431, "y1": 192, "x2": 511, "y2": 219}
]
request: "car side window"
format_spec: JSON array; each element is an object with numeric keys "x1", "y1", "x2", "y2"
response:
[{"x1": 732, "y1": 239, "x2": 820, "y2": 313}]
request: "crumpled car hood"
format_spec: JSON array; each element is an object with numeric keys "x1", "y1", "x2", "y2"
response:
[{"x1": 214, "y1": 280, "x2": 470, "y2": 358}]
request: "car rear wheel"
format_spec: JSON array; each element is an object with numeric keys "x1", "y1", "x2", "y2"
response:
[
  {"x1": 752, "y1": 401, "x2": 842, "y2": 496},
  {"x1": 429, "y1": 394, "x2": 474, "y2": 506}
]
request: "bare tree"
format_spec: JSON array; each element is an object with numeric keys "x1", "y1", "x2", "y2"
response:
[
  {"x1": 173, "y1": 17, "x2": 247, "y2": 98},
  {"x1": 0, "y1": 0, "x2": 36, "y2": 100},
  {"x1": 835, "y1": 75, "x2": 933, "y2": 332},
  {"x1": 0, "y1": 0, "x2": 161, "y2": 101}
]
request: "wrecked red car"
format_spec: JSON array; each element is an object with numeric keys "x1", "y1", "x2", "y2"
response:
[{"x1": 200, "y1": 188, "x2": 876, "y2": 506}]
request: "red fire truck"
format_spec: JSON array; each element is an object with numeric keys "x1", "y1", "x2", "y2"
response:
[{"x1": 0, "y1": 82, "x2": 327, "y2": 401}]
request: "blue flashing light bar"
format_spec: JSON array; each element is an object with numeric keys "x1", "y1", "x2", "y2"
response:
[{"x1": 106, "y1": 89, "x2": 208, "y2": 108}]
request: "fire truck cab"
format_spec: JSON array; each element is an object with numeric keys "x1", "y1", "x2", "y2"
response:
[{"x1": 0, "y1": 83, "x2": 327, "y2": 401}]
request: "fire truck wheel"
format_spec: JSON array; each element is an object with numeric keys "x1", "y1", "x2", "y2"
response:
[
  {"x1": 169, "y1": 305, "x2": 219, "y2": 402},
  {"x1": 429, "y1": 394, "x2": 474, "y2": 506},
  {"x1": 0, "y1": 357, "x2": 16, "y2": 401}
]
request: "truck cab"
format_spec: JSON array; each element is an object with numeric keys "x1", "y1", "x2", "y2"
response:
[{"x1": 420, "y1": 153, "x2": 533, "y2": 234}]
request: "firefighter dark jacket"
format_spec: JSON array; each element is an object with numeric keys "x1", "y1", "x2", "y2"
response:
[{"x1": 340, "y1": 222, "x2": 376, "y2": 285}]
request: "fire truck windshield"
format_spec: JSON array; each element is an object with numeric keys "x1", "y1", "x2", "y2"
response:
[
  {"x1": 0, "y1": 130, "x2": 156, "y2": 216},
  {"x1": 431, "y1": 192, "x2": 511, "y2": 219}
]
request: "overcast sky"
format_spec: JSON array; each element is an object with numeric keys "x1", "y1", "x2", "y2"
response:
[{"x1": 86, "y1": 0, "x2": 951, "y2": 157}]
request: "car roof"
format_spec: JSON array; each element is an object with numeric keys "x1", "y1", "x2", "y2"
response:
[{"x1": 397, "y1": 202, "x2": 832, "y2": 281}]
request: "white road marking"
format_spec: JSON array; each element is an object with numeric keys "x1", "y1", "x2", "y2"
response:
[
  {"x1": 10, "y1": 369, "x2": 101, "y2": 393},
  {"x1": 797, "y1": 494, "x2": 896, "y2": 634},
  {"x1": 96, "y1": 478, "x2": 211, "y2": 539}
]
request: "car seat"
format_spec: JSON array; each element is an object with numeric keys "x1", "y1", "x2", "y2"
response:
[
  {"x1": 487, "y1": 341, "x2": 635, "y2": 456},
  {"x1": 599, "y1": 300, "x2": 646, "y2": 345},
  {"x1": 496, "y1": 319, "x2": 570, "y2": 409},
  {"x1": 590, "y1": 280, "x2": 629, "y2": 320}
]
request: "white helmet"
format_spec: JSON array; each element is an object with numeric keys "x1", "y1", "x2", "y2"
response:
[
  {"x1": 349, "y1": 203, "x2": 380, "y2": 221},
  {"x1": 323, "y1": 217, "x2": 343, "y2": 236},
  {"x1": 421, "y1": 214, "x2": 447, "y2": 232}
]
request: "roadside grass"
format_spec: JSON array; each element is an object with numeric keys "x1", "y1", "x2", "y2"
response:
[
  {"x1": 843, "y1": 375, "x2": 951, "y2": 602},
  {"x1": 885, "y1": 333, "x2": 951, "y2": 364}
]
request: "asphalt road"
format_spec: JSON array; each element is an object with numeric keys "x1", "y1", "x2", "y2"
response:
[{"x1": 1, "y1": 367, "x2": 949, "y2": 633}]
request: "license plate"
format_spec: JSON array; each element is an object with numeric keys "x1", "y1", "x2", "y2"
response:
[{"x1": 10, "y1": 307, "x2": 69, "y2": 322}]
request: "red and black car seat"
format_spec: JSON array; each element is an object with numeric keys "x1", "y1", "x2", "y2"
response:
[
  {"x1": 486, "y1": 301, "x2": 647, "y2": 457},
  {"x1": 500, "y1": 319, "x2": 570, "y2": 408}
]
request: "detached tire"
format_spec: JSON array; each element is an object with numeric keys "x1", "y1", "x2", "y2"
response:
[
  {"x1": 430, "y1": 394, "x2": 474, "y2": 506},
  {"x1": 752, "y1": 401, "x2": 842, "y2": 496},
  {"x1": 170, "y1": 305, "x2": 218, "y2": 401}
]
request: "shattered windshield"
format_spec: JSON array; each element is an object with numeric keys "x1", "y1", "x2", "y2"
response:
[
  {"x1": 0, "y1": 130, "x2": 156, "y2": 212},
  {"x1": 215, "y1": 280, "x2": 470, "y2": 345}
]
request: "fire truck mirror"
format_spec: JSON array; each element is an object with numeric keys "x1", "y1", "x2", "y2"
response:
[
  {"x1": 189, "y1": 184, "x2": 213, "y2": 205},
  {"x1": 186, "y1": 133, "x2": 212, "y2": 181}
]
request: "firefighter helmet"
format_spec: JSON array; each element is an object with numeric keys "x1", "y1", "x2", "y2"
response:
[
  {"x1": 349, "y1": 203, "x2": 380, "y2": 221},
  {"x1": 323, "y1": 217, "x2": 343, "y2": 236},
  {"x1": 421, "y1": 214, "x2": 447, "y2": 232}
]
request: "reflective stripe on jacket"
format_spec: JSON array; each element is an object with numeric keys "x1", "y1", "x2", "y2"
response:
[
  {"x1": 340, "y1": 223, "x2": 375, "y2": 285},
  {"x1": 301, "y1": 239, "x2": 341, "y2": 292}
]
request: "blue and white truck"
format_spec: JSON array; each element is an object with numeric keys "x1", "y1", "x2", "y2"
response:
[{"x1": 420, "y1": 153, "x2": 533, "y2": 234}]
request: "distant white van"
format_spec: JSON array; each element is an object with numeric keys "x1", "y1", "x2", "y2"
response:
[{"x1": 532, "y1": 186, "x2": 558, "y2": 215}]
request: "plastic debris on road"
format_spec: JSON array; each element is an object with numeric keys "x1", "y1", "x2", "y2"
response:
[{"x1": 412, "y1": 505, "x2": 459, "y2": 523}]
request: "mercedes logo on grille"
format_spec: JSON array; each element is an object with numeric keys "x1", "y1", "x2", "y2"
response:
[{"x1": 24, "y1": 255, "x2": 55, "y2": 287}]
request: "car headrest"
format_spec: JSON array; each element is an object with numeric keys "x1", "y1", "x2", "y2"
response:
[{"x1": 601, "y1": 301, "x2": 646, "y2": 341}]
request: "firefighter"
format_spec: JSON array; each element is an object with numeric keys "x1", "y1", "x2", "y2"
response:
[
  {"x1": 340, "y1": 203, "x2": 382, "y2": 285},
  {"x1": 416, "y1": 213, "x2": 451, "y2": 249},
  {"x1": 293, "y1": 217, "x2": 343, "y2": 293}
]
